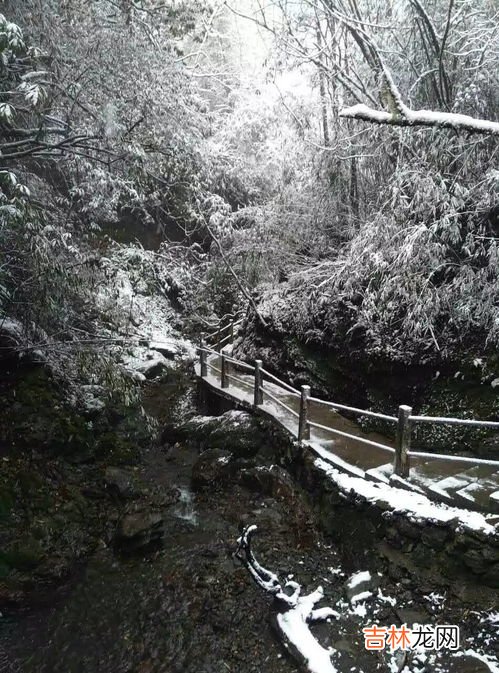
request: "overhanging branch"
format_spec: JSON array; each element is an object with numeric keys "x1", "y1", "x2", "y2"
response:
[{"x1": 339, "y1": 103, "x2": 499, "y2": 136}]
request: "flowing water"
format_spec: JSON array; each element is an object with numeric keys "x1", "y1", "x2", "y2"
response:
[{"x1": 0, "y1": 377, "x2": 497, "y2": 673}]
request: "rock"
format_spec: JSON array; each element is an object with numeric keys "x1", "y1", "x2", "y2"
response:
[
  {"x1": 115, "y1": 511, "x2": 164, "y2": 550},
  {"x1": 421, "y1": 525, "x2": 450, "y2": 550},
  {"x1": 393, "y1": 516, "x2": 422, "y2": 540},
  {"x1": 238, "y1": 465, "x2": 296, "y2": 501},
  {"x1": 0, "y1": 317, "x2": 24, "y2": 357},
  {"x1": 162, "y1": 410, "x2": 267, "y2": 458},
  {"x1": 149, "y1": 341, "x2": 178, "y2": 359},
  {"x1": 481, "y1": 546, "x2": 499, "y2": 563},
  {"x1": 191, "y1": 449, "x2": 234, "y2": 492},
  {"x1": 412, "y1": 543, "x2": 435, "y2": 569},
  {"x1": 462, "y1": 549, "x2": 488, "y2": 574},
  {"x1": 104, "y1": 467, "x2": 139, "y2": 498},
  {"x1": 135, "y1": 353, "x2": 169, "y2": 379},
  {"x1": 482, "y1": 562, "x2": 499, "y2": 588},
  {"x1": 2, "y1": 537, "x2": 45, "y2": 571},
  {"x1": 385, "y1": 526, "x2": 404, "y2": 549}
]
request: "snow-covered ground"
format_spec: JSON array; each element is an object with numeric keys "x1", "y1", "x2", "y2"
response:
[{"x1": 95, "y1": 244, "x2": 196, "y2": 380}]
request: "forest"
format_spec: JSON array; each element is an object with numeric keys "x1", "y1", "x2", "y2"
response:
[{"x1": 0, "y1": 1, "x2": 498, "y2": 672}]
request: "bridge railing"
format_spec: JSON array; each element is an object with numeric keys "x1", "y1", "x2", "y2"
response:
[{"x1": 197, "y1": 324, "x2": 499, "y2": 479}]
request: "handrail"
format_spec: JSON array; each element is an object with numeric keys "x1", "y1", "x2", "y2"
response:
[
  {"x1": 199, "y1": 345, "x2": 221, "y2": 356},
  {"x1": 261, "y1": 387, "x2": 300, "y2": 418},
  {"x1": 307, "y1": 420, "x2": 396, "y2": 454},
  {"x1": 223, "y1": 355, "x2": 255, "y2": 372},
  {"x1": 408, "y1": 450, "x2": 499, "y2": 467},
  {"x1": 217, "y1": 332, "x2": 233, "y2": 346},
  {"x1": 205, "y1": 322, "x2": 231, "y2": 340},
  {"x1": 309, "y1": 396, "x2": 398, "y2": 424},
  {"x1": 197, "y1": 317, "x2": 499, "y2": 489},
  {"x1": 410, "y1": 415, "x2": 499, "y2": 429},
  {"x1": 260, "y1": 367, "x2": 300, "y2": 396},
  {"x1": 205, "y1": 314, "x2": 245, "y2": 342}
]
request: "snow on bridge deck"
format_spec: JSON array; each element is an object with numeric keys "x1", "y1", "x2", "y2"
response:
[{"x1": 195, "y1": 351, "x2": 499, "y2": 520}]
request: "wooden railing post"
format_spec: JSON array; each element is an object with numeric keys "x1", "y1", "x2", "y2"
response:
[
  {"x1": 217, "y1": 324, "x2": 222, "y2": 352},
  {"x1": 230, "y1": 318, "x2": 235, "y2": 343},
  {"x1": 298, "y1": 385, "x2": 311, "y2": 442},
  {"x1": 221, "y1": 350, "x2": 229, "y2": 388},
  {"x1": 254, "y1": 360, "x2": 263, "y2": 407},
  {"x1": 394, "y1": 405, "x2": 412, "y2": 477},
  {"x1": 199, "y1": 332, "x2": 207, "y2": 377}
]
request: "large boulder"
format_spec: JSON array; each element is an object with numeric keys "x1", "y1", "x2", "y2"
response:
[
  {"x1": 114, "y1": 510, "x2": 164, "y2": 551},
  {"x1": 191, "y1": 448, "x2": 235, "y2": 492},
  {"x1": 238, "y1": 465, "x2": 296, "y2": 501},
  {"x1": 162, "y1": 410, "x2": 267, "y2": 458}
]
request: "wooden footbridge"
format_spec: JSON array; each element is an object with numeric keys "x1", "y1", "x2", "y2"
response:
[{"x1": 195, "y1": 314, "x2": 499, "y2": 514}]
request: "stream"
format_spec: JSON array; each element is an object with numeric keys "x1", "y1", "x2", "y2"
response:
[{"x1": 0, "y1": 372, "x2": 497, "y2": 673}]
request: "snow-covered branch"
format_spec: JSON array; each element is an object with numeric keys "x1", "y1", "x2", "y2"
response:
[
  {"x1": 339, "y1": 103, "x2": 499, "y2": 136},
  {"x1": 235, "y1": 525, "x2": 339, "y2": 673}
]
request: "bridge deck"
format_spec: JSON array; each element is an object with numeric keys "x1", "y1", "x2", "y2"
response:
[{"x1": 197, "y1": 352, "x2": 499, "y2": 514}]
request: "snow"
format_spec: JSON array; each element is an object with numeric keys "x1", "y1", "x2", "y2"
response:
[
  {"x1": 314, "y1": 457, "x2": 497, "y2": 535},
  {"x1": 377, "y1": 589, "x2": 397, "y2": 606},
  {"x1": 349, "y1": 590, "x2": 373, "y2": 604},
  {"x1": 455, "y1": 650, "x2": 499, "y2": 673},
  {"x1": 277, "y1": 594, "x2": 338, "y2": 673},
  {"x1": 349, "y1": 602, "x2": 367, "y2": 618},
  {"x1": 346, "y1": 570, "x2": 371, "y2": 590},
  {"x1": 423, "y1": 592, "x2": 445, "y2": 608},
  {"x1": 238, "y1": 526, "x2": 339, "y2": 673},
  {"x1": 339, "y1": 103, "x2": 499, "y2": 136}
]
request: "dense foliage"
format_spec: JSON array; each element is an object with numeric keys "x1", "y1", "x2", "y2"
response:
[{"x1": 1, "y1": 0, "x2": 499, "y2": 378}]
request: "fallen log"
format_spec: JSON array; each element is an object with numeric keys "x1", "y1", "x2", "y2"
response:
[{"x1": 235, "y1": 525, "x2": 339, "y2": 673}]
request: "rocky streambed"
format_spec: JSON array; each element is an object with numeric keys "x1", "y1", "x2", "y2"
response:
[{"x1": 0, "y1": 360, "x2": 498, "y2": 673}]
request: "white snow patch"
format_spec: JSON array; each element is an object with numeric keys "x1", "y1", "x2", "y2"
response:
[
  {"x1": 314, "y1": 457, "x2": 497, "y2": 535},
  {"x1": 347, "y1": 570, "x2": 371, "y2": 590},
  {"x1": 377, "y1": 589, "x2": 396, "y2": 606},
  {"x1": 339, "y1": 103, "x2": 499, "y2": 136},
  {"x1": 423, "y1": 592, "x2": 445, "y2": 607},
  {"x1": 454, "y1": 650, "x2": 499, "y2": 673},
  {"x1": 277, "y1": 600, "x2": 338, "y2": 673},
  {"x1": 350, "y1": 591, "x2": 373, "y2": 604},
  {"x1": 349, "y1": 602, "x2": 367, "y2": 618}
]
